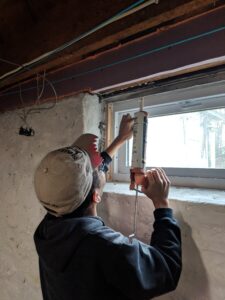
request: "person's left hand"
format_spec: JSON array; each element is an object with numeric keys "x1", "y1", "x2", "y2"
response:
[
  {"x1": 117, "y1": 114, "x2": 135, "y2": 142},
  {"x1": 104, "y1": 114, "x2": 135, "y2": 158}
]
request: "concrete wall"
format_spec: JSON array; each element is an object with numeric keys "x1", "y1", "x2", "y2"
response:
[
  {"x1": 0, "y1": 93, "x2": 101, "y2": 300},
  {"x1": 100, "y1": 184, "x2": 225, "y2": 300}
]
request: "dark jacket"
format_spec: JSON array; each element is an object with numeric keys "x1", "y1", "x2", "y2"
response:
[{"x1": 34, "y1": 208, "x2": 181, "y2": 300}]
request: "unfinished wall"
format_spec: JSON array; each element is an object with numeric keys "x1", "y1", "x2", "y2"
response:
[
  {"x1": 100, "y1": 184, "x2": 225, "y2": 300},
  {"x1": 0, "y1": 93, "x2": 101, "y2": 300},
  {"x1": 1, "y1": 91, "x2": 225, "y2": 300}
]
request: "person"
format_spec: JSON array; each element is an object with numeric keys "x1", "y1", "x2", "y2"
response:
[{"x1": 33, "y1": 114, "x2": 182, "y2": 300}]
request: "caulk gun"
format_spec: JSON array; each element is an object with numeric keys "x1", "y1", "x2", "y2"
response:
[
  {"x1": 130, "y1": 98, "x2": 148, "y2": 191},
  {"x1": 129, "y1": 98, "x2": 148, "y2": 242}
]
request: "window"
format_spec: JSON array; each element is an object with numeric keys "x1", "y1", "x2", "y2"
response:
[
  {"x1": 127, "y1": 108, "x2": 225, "y2": 169},
  {"x1": 110, "y1": 80, "x2": 225, "y2": 189}
]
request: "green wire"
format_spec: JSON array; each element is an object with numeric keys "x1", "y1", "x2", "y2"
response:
[
  {"x1": 1, "y1": 25, "x2": 225, "y2": 97},
  {"x1": 53, "y1": 25, "x2": 225, "y2": 83}
]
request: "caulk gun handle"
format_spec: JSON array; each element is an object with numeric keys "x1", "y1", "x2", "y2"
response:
[{"x1": 130, "y1": 169, "x2": 147, "y2": 190}]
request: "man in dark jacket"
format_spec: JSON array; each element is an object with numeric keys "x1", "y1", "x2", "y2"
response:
[{"x1": 34, "y1": 114, "x2": 182, "y2": 300}]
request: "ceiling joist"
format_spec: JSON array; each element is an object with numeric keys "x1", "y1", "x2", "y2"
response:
[{"x1": 0, "y1": 0, "x2": 224, "y2": 90}]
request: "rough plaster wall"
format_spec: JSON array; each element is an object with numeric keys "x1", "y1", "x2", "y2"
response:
[
  {"x1": 82, "y1": 95, "x2": 101, "y2": 133},
  {"x1": 99, "y1": 189, "x2": 225, "y2": 300},
  {"x1": 0, "y1": 93, "x2": 101, "y2": 300}
]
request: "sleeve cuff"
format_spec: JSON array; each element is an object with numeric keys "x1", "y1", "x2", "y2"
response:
[
  {"x1": 100, "y1": 151, "x2": 112, "y2": 173},
  {"x1": 154, "y1": 208, "x2": 173, "y2": 220},
  {"x1": 101, "y1": 151, "x2": 112, "y2": 164}
]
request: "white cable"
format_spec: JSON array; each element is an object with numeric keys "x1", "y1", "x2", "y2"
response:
[
  {"x1": 0, "y1": 0, "x2": 159, "y2": 82},
  {"x1": 129, "y1": 189, "x2": 139, "y2": 243},
  {"x1": 17, "y1": 72, "x2": 58, "y2": 129}
]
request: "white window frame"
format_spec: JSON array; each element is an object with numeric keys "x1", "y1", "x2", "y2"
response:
[{"x1": 111, "y1": 80, "x2": 225, "y2": 190}]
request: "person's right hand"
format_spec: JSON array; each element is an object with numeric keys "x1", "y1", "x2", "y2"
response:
[{"x1": 141, "y1": 168, "x2": 170, "y2": 209}]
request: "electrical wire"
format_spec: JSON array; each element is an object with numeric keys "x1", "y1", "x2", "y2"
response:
[
  {"x1": 0, "y1": 0, "x2": 158, "y2": 82},
  {"x1": 18, "y1": 85, "x2": 28, "y2": 126},
  {"x1": 0, "y1": 59, "x2": 58, "y2": 111},
  {"x1": 36, "y1": 71, "x2": 46, "y2": 104},
  {"x1": 16, "y1": 70, "x2": 58, "y2": 130},
  {"x1": 1, "y1": 24, "x2": 224, "y2": 98},
  {"x1": 28, "y1": 75, "x2": 58, "y2": 114}
]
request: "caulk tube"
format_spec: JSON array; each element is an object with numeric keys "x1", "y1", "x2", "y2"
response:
[{"x1": 130, "y1": 110, "x2": 148, "y2": 190}]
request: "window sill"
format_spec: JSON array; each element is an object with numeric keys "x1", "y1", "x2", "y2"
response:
[{"x1": 104, "y1": 182, "x2": 225, "y2": 205}]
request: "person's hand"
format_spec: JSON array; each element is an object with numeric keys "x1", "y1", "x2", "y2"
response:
[
  {"x1": 104, "y1": 114, "x2": 134, "y2": 158},
  {"x1": 117, "y1": 114, "x2": 134, "y2": 142},
  {"x1": 141, "y1": 168, "x2": 170, "y2": 209}
]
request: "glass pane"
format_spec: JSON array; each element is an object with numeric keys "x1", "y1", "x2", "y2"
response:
[{"x1": 128, "y1": 108, "x2": 225, "y2": 169}]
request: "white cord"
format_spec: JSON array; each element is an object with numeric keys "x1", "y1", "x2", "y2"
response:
[
  {"x1": 129, "y1": 189, "x2": 139, "y2": 243},
  {"x1": 0, "y1": 0, "x2": 159, "y2": 82},
  {"x1": 17, "y1": 72, "x2": 58, "y2": 128}
]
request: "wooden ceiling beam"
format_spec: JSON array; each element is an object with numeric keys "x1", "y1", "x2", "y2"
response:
[
  {"x1": 0, "y1": 0, "x2": 224, "y2": 90},
  {"x1": 1, "y1": 5, "x2": 224, "y2": 112}
]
